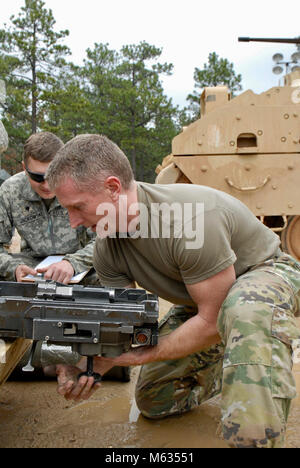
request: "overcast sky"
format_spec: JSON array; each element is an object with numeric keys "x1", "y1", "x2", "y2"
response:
[{"x1": 1, "y1": 0, "x2": 300, "y2": 107}]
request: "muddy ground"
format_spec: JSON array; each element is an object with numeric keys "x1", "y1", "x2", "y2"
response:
[{"x1": 0, "y1": 300, "x2": 300, "y2": 449}]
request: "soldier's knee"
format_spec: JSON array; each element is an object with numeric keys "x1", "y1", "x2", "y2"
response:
[
  {"x1": 136, "y1": 402, "x2": 162, "y2": 420},
  {"x1": 135, "y1": 386, "x2": 166, "y2": 420},
  {"x1": 135, "y1": 379, "x2": 192, "y2": 420}
]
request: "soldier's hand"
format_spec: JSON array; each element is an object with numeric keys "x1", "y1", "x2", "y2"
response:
[
  {"x1": 15, "y1": 264, "x2": 38, "y2": 282},
  {"x1": 37, "y1": 260, "x2": 74, "y2": 284},
  {"x1": 56, "y1": 364, "x2": 101, "y2": 401}
]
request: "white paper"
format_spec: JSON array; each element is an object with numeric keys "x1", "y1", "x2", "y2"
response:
[{"x1": 24, "y1": 255, "x2": 88, "y2": 283}]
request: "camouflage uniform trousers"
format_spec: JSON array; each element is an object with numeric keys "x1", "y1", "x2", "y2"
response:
[{"x1": 135, "y1": 254, "x2": 300, "y2": 448}]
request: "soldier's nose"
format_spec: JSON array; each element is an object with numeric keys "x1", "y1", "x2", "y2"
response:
[{"x1": 69, "y1": 212, "x2": 84, "y2": 229}]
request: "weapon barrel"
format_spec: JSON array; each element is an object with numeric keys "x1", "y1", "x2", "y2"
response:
[{"x1": 238, "y1": 37, "x2": 300, "y2": 44}]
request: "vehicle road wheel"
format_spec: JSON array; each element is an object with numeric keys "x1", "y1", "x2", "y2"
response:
[{"x1": 281, "y1": 215, "x2": 300, "y2": 261}]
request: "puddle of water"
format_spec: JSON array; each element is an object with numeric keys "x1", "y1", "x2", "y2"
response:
[
  {"x1": 1, "y1": 368, "x2": 300, "y2": 448},
  {"x1": 0, "y1": 375, "x2": 226, "y2": 448},
  {"x1": 129, "y1": 398, "x2": 140, "y2": 423},
  {"x1": 0, "y1": 316, "x2": 300, "y2": 448}
]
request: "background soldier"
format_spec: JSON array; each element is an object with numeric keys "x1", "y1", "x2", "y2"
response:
[
  {"x1": 0, "y1": 132, "x2": 97, "y2": 284},
  {"x1": 0, "y1": 131, "x2": 99, "y2": 379}
]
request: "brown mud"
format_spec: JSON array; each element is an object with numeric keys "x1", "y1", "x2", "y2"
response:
[{"x1": 0, "y1": 302, "x2": 300, "y2": 448}]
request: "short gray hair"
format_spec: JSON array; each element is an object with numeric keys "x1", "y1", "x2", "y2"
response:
[{"x1": 45, "y1": 134, "x2": 134, "y2": 192}]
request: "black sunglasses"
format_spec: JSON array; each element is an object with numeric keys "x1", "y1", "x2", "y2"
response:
[{"x1": 25, "y1": 167, "x2": 46, "y2": 183}]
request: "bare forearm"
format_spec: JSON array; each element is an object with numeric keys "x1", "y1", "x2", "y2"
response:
[
  {"x1": 56, "y1": 267, "x2": 235, "y2": 402},
  {"x1": 155, "y1": 313, "x2": 220, "y2": 362},
  {"x1": 93, "y1": 313, "x2": 220, "y2": 372}
]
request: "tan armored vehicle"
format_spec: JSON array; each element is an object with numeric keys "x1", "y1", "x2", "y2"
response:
[{"x1": 156, "y1": 69, "x2": 300, "y2": 261}]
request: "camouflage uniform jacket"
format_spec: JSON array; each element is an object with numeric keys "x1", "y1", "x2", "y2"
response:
[{"x1": 0, "y1": 172, "x2": 96, "y2": 280}]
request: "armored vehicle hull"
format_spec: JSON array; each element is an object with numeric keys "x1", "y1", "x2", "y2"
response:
[{"x1": 156, "y1": 71, "x2": 300, "y2": 260}]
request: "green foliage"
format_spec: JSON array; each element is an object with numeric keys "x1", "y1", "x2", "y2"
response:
[
  {"x1": 110, "y1": 41, "x2": 177, "y2": 180},
  {"x1": 187, "y1": 52, "x2": 243, "y2": 119},
  {"x1": 40, "y1": 41, "x2": 180, "y2": 181},
  {"x1": 0, "y1": 51, "x2": 32, "y2": 159},
  {"x1": 0, "y1": 2, "x2": 243, "y2": 181},
  {"x1": 0, "y1": 0, "x2": 70, "y2": 140},
  {"x1": 41, "y1": 64, "x2": 93, "y2": 140}
]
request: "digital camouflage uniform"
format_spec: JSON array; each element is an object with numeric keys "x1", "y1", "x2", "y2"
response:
[
  {"x1": 135, "y1": 254, "x2": 300, "y2": 448},
  {"x1": 0, "y1": 172, "x2": 96, "y2": 282}
]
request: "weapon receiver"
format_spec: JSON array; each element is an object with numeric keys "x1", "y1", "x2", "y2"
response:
[{"x1": 0, "y1": 281, "x2": 159, "y2": 383}]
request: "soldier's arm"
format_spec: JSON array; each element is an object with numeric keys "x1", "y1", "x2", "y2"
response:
[
  {"x1": 62, "y1": 228, "x2": 96, "y2": 275},
  {"x1": 0, "y1": 188, "x2": 22, "y2": 280},
  {"x1": 106, "y1": 264, "x2": 236, "y2": 367},
  {"x1": 56, "y1": 265, "x2": 236, "y2": 401}
]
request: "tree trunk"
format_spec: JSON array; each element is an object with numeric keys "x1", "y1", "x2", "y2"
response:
[
  {"x1": 31, "y1": 84, "x2": 37, "y2": 134},
  {"x1": 130, "y1": 112, "x2": 136, "y2": 176},
  {"x1": 31, "y1": 23, "x2": 37, "y2": 134}
]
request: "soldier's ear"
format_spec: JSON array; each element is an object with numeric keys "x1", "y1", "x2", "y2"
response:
[
  {"x1": 104, "y1": 176, "x2": 122, "y2": 202},
  {"x1": 22, "y1": 161, "x2": 26, "y2": 171}
]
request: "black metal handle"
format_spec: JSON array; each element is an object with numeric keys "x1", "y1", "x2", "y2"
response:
[{"x1": 77, "y1": 356, "x2": 102, "y2": 384}]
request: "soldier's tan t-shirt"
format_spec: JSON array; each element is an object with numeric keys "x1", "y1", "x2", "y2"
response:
[{"x1": 94, "y1": 182, "x2": 280, "y2": 305}]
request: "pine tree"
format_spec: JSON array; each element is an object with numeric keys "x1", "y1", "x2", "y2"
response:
[
  {"x1": 187, "y1": 52, "x2": 242, "y2": 119},
  {"x1": 0, "y1": 0, "x2": 70, "y2": 137}
]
